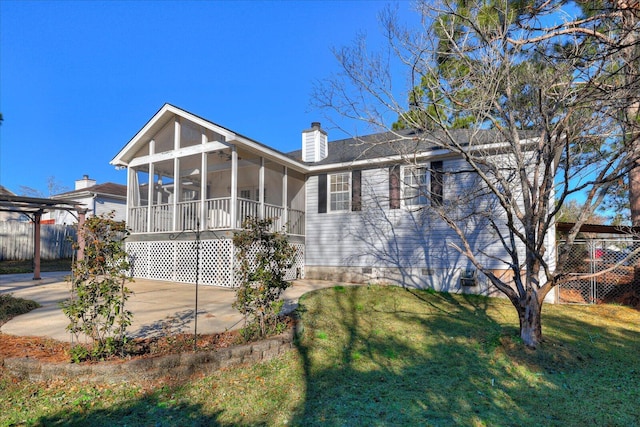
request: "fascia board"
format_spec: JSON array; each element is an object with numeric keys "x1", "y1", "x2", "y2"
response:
[
  {"x1": 306, "y1": 139, "x2": 537, "y2": 173},
  {"x1": 110, "y1": 104, "x2": 174, "y2": 166},
  {"x1": 110, "y1": 104, "x2": 310, "y2": 173},
  {"x1": 306, "y1": 148, "x2": 454, "y2": 173},
  {"x1": 227, "y1": 134, "x2": 309, "y2": 173},
  {"x1": 110, "y1": 104, "x2": 239, "y2": 167}
]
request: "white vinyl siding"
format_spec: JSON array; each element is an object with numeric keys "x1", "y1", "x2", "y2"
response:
[
  {"x1": 304, "y1": 159, "x2": 531, "y2": 290},
  {"x1": 96, "y1": 198, "x2": 127, "y2": 222}
]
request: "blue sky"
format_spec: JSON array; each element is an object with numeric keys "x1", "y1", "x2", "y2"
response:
[{"x1": 1, "y1": 0, "x2": 414, "y2": 196}]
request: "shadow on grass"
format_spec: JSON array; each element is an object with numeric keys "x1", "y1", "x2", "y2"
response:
[
  {"x1": 24, "y1": 285, "x2": 640, "y2": 426},
  {"x1": 292, "y1": 285, "x2": 640, "y2": 426},
  {"x1": 33, "y1": 391, "x2": 227, "y2": 427}
]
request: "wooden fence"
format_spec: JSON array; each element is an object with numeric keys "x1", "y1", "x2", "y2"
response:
[{"x1": 0, "y1": 222, "x2": 76, "y2": 261}]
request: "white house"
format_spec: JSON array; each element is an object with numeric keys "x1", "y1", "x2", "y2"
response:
[
  {"x1": 45, "y1": 176, "x2": 127, "y2": 224},
  {"x1": 0, "y1": 185, "x2": 25, "y2": 222},
  {"x1": 110, "y1": 104, "x2": 555, "y2": 294}
]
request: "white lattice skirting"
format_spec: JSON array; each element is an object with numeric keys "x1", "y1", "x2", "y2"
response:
[{"x1": 126, "y1": 240, "x2": 304, "y2": 287}]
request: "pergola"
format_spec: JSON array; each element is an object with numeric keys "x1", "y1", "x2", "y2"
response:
[{"x1": 0, "y1": 194, "x2": 86, "y2": 280}]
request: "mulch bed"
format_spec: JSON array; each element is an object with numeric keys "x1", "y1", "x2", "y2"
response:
[{"x1": 0, "y1": 331, "x2": 240, "y2": 364}]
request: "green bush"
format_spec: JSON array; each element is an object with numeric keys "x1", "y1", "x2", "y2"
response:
[
  {"x1": 233, "y1": 217, "x2": 297, "y2": 341},
  {"x1": 60, "y1": 213, "x2": 133, "y2": 360}
]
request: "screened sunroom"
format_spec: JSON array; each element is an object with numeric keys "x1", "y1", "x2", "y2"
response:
[
  {"x1": 115, "y1": 105, "x2": 306, "y2": 237},
  {"x1": 110, "y1": 104, "x2": 306, "y2": 286}
]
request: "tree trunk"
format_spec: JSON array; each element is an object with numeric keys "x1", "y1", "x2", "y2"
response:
[
  {"x1": 629, "y1": 161, "x2": 640, "y2": 226},
  {"x1": 517, "y1": 291, "x2": 543, "y2": 349}
]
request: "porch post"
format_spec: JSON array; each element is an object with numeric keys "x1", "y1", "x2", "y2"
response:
[
  {"x1": 126, "y1": 166, "x2": 132, "y2": 226},
  {"x1": 282, "y1": 166, "x2": 288, "y2": 231},
  {"x1": 259, "y1": 157, "x2": 265, "y2": 219},
  {"x1": 173, "y1": 118, "x2": 181, "y2": 231},
  {"x1": 230, "y1": 146, "x2": 238, "y2": 228},
  {"x1": 173, "y1": 157, "x2": 180, "y2": 231},
  {"x1": 32, "y1": 210, "x2": 42, "y2": 280},
  {"x1": 200, "y1": 135, "x2": 208, "y2": 231},
  {"x1": 147, "y1": 161, "x2": 154, "y2": 233}
]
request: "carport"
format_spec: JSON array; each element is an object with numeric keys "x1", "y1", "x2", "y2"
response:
[{"x1": 0, "y1": 194, "x2": 86, "y2": 279}]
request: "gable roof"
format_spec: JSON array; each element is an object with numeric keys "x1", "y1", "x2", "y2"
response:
[
  {"x1": 110, "y1": 103, "x2": 308, "y2": 173},
  {"x1": 113, "y1": 104, "x2": 540, "y2": 174},
  {"x1": 53, "y1": 182, "x2": 127, "y2": 200},
  {"x1": 0, "y1": 185, "x2": 16, "y2": 196},
  {"x1": 289, "y1": 128, "x2": 539, "y2": 170}
]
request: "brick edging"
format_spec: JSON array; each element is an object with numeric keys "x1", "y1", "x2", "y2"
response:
[{"x1": 3, "y1": 324, "x2": 302, "y2": 383}]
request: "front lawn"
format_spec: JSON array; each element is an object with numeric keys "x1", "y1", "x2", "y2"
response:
[
  {"x1": 1, "y1": 285, "x2": 638, "y2": 426},
  {"x1": 0, "y1": 258, "x2": 72, "y2": 274}
]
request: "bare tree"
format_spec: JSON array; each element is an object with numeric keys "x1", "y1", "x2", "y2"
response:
[
  {"x1": 18, "y1": 176, "x2": 70, "y2": 198},
  {"x1": 313, "y1": 1, "x2": 640, "y2": 348}
]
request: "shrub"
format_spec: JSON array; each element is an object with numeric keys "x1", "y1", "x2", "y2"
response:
[
  {"x1": 233, "y1": 217, "x2": 297, "y2": 340},
  {"x1": 60, "y1": 212, "x2": 133, "y2": 360}
]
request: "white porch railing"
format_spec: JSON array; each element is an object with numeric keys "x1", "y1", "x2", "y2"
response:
[
  {"x1": 129, "y1": 206, "x2": 148, "y2": 233},
  {"x1": 129, "y1": 197, "x2": 304, "y2": 235},
  {"x1": 178, "y1": 200, "x2": 201, "y2": 231},
  {"x1": 287, "y1": 208, "x2": 305, "y2": 235},
  {"x1": 151, "y1": 203, "x2": 173, "y2": 232},
  {"x1": 265, "y1": 203, "x2": 285, "y2": 231},
  {"x1": 206, "y1": 198, "x2": 232, "y2": 229},
  {"x1": 237, "y1": 198, "x2": 259, "y2": 227}
]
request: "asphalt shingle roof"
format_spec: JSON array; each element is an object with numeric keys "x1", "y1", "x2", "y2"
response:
[
  {"x1": 53, "y1": 183, "x2": 127, "y2": 199},
  {"x1": 287, "y1": 128, "x2": 538, "y2": 165}
]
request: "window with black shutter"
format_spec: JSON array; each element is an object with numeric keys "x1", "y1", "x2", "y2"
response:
[
  {"x1": 318, "y1": 174, "x2": 327, "y2": 213},
  {"x1": 431, "y1": 161, "x2": 444, "y2": 206},
  {"x1": 389, "y1": 165, "x2": 400, "y2": 209},
  {"x1": 352, "y1": 170, "x2": 361, "y2": 211}
]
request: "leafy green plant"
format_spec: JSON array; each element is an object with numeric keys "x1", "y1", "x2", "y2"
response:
[
  {"x1": 60, "y1": 212, "x2": 133, "y2": 360},
  {"x1": 69, "y1": 344, "x2": 90, "y2": 364},
  {"x1": 232, "y1": 217, "x2": 297, "y2": 340}
]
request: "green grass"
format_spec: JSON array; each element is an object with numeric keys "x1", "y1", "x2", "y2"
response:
[
  {"x1": 1, "y1": 285, "x2": 640, "y2": 426},
  {"x1": 0, "y1": 258, "x2": 72, "y2": 274},
  {"x1": 0, "y1": 294, "x2": 39, "y2": 325}
]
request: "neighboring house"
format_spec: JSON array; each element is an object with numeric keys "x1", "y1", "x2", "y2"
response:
[
  {"x1": 44, "y1": 176, "x2": 127, "y2": 224},
  {"x1": 0, "y1": 185, "x2": 26, "y2": 222},
  {"x1": 110, "y1": 104, "x2": 555, "y2": 294}
]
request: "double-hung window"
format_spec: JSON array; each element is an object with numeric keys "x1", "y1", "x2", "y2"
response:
[
  {"x1": 329, "y1": 172, "x2": 351, "y2": 212},
  {"x1": 403, "y1": 166, "x2": 429, "y2": 206}
]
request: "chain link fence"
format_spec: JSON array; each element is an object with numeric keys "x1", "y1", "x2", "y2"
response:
[{"x1": 557, "y1": 238, "x2": 640, "y2": 307}]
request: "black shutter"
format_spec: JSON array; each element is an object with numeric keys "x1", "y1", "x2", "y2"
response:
[
  {"x1": 431, "y1": 161, "x2": 443, "y2": 206},
  {"x1": 352, "y1": 170, "x2": 361, "y2": 211},
  {"x1": 318, "y1": 174, "x2": 327, "y2": 213},
  {"x1": 389, "y1": 165, "x2": 400, "y2": 209}
]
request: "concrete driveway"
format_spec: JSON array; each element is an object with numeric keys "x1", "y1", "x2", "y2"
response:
[{"x1": 0, "y1": 272, "x2": 339, "y2": 342}]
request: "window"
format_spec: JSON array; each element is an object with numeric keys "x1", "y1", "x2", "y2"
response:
[
  {"x1": 239, "y1": 188, "x2": 265, "y2": 201},
  {"x1": 403, "y1": 166, "x2": 429, "y2": 206},
  {"x1": 329, "y1": 172, "x2": 351, "y2": 211}
]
